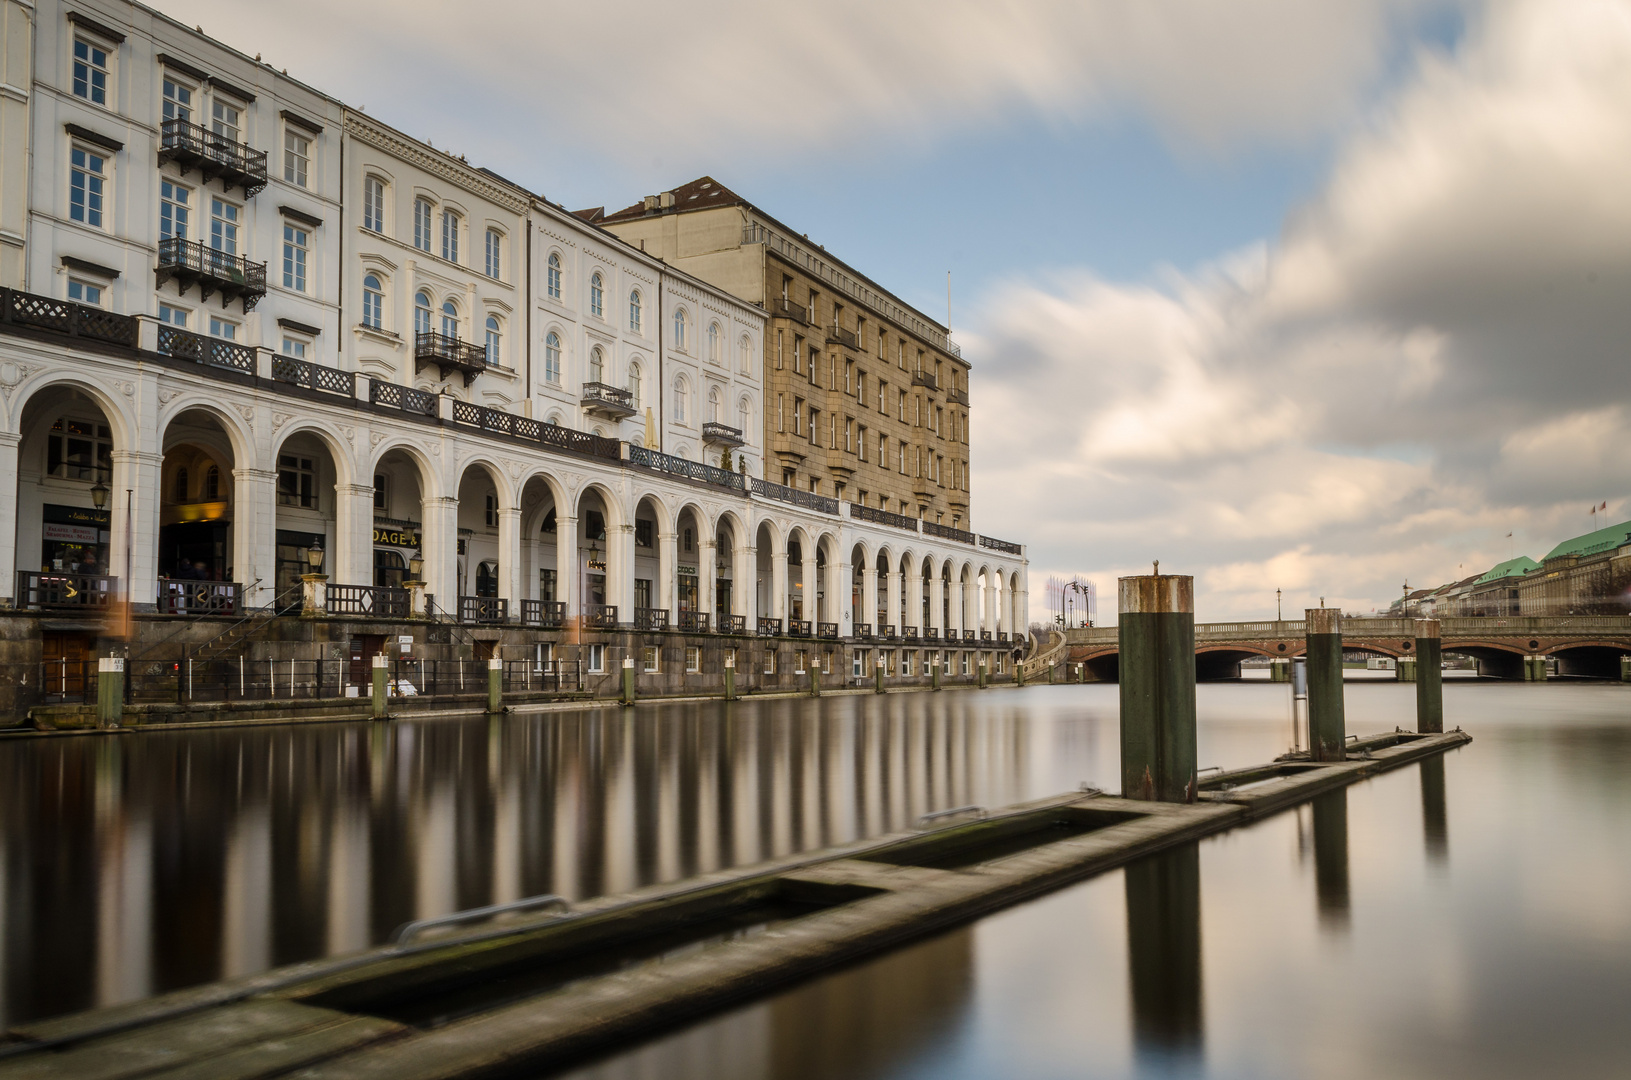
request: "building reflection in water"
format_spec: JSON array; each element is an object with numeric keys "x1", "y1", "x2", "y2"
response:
[
  {"x1": 1419, "y1": 757, "x2": 1449, "y2": 864},
  {"x1": 1124, "y1": 842, "x2": 1204, "y2": 1070},
  {"x1": 0, "y1": 695, "x2": 1037, "y2": 1026},
  {"x1": 1311, "y1": 789, "x2": 1351, "y2": 931}
]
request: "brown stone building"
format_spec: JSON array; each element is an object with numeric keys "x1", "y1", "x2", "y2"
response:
[{"x1": 591, "y1": 179, "x2": 974, "y2": 532}]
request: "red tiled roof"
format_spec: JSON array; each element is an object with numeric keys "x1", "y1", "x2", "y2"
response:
[{"x1": 602, "y1": 177, "x2": 745, "y2": 222}]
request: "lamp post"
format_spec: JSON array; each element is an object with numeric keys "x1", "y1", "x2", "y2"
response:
[
  {"x1": 301, "y1": 541, "x2": 327, "y2": 617},
  {"x1": 1276, "y1": 588, "x2": 1282, "y2": 622},
  {"x1": 404, "y1": 550, "x2": 427, "y2": 619}
]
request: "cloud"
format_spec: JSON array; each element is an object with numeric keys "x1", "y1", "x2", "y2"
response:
[{"x1": 972, "y1": 0, "x2": 1631, "y2": 620}]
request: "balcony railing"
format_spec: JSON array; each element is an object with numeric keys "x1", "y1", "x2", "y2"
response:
[
  {"x1": 768, "y1": 297, "x2": 808, "y2": 326},
  {"x1": 826, "y1": 323, "x2": 859, "y2": 349},
  {"x1": 962, "y1": 629, "x2": 976, "y2": 642},
  {"x1": 584, "y1": 604, "x2": 619, "y2": 629},
  {"x1": 788, "y1": 620, "x2": 812, "y2": 637},
  {"x1": 328, "y1": 584, "x2": 409, "y2": 619},
  {"x1": 449, "y1": 399, "x2": 623, "y2": 462},
  {"x1": 157, "y1": 118, "x2": 268, "y2": 197},
  {"x1": 980, "y1": 630, "x2": 993, "y2": 642},
  {"x1": 580, "y1": 381, "x2": 636, "y2": 419},
  {"x1": 923, "y1": 521, "x2": 975, "y2": 545},
  {"x1": 911, "y1": 370, "x2": 938, "y2": 392},
  {"x1": 415, "y1": 332, "x2": 490, "y2": 387},
  {"x1": 156, "y1": 238, "x2": 267, "y2": 313},
  {"x1": 272, "y1": 354, "x2": 355, "y2": 397},
  {"x1": 749, "y1": 476, "x2": 840, "y2": 515},
  {"x1": 947, "y1": 386, "x2": 970, "y2": 406},
  {"x1": 903, "y1": 626, "x2": 919, "y2": 641},
  {"x1": 978, "y1": 536, "x2": 1023, "y2": 556},
  {"x1": 854, "y1": 623, "x2": 873, "y2": 639},
  {"x1": 1, "y1": 287, "x2": 137, "y2": 346},
  {"x1": 850, "y1": 503, "x2": 919, "y2": 532},
  {"x1": 718, "y1": 614, "x2": 746, "y2": 635},
  {"x1": 15, "y1": 571, "x2": 117, "y2": 610},
  {"x1": 460, "y1": 596, "x2": 509, "y2": 624},
  {"x1": 156, "y1": 325, "x2": 255, "y2": 373},
  {"x1": 635, "y1": 607, "x2": 670, "y2": 630},
  {"x1": 997, "y1": 631, "x2": 1009, "y2": 643},
  {"x1": 679, "y1": 610, "x2": 710, "y2": 633},
  {"x1": 924, "y1": 627, "x2": 940, "y2": 642},
  {"x1": 817, "y1": 622, "x2": 839, "y2": 639},
  {"x1": 629, "y1": 445, "x2": 745, "y2": 491},
  {"x1": 370, "y1": 380, "x2": 439, "y2": 417},
  {"x1": 521, "y1": 599, "x2": 566, "y2": 627},
  {"x1": 701, "y1": 421, "x2": 745, "y2": 448},
  {"x1": 157, "y1": 579, "x2": 242, "y2": 616},
  {"x1": 879, "y1": 624, "x2": 897, "y2": 640},
  {"x1": 758, "y1": 616, "x2": 783, "y2": 636}
]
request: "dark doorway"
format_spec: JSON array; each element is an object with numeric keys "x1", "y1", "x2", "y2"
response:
[
  {"x1": 348, "y1": 635, "x2": 386, "y2": 687},
  {"x1": 158, "y1": 521, "x2": 229, "y2": 580},
  {"x1": 40, "y1": 632, "x2": 93, "y2": 701}
]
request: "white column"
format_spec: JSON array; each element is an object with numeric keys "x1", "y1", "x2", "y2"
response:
[
  {"x1": 0, "y1": 432, "x2": 17, "y2": 604},
  {"x1": 984, "y1": 574, "x2": 996, "y2": 634},
  {"x1": 497, "y1": 507, "x2": 523, "y2": 610},
  {"x1": 335, "y1": 482, "x2": 375, "y2": 587},
  {"x1": 700, "y1": 537, "x2": 716, "y2": 624},
  {"x1": 885, "y1": 566, "x2": 901, "y2": 631},
  {"x1": 423, "y1": 495, "x2": 459, "y2": 612},
  {"x1": 770, "y1": 547, "x2": 788, "y2": 625},
  {"x1": 659, "y1": 529, "x2": 677, "y2": 616},
  {"x1": 801, "y1": 550, "x2": 818, "y2": 626},
  {"x1": 929, "y1": 571, "x2": 944, "y2": 637},
  {"x1": 832, "y1": 555, "x2": 849, "y2": 633},
  {"x1": 862, "y1": 564, "x2": 878, "y2": 630},
  {"x1": 613, "y1": 522, "x2": 635, "y2": 621},
  {"x1": 232, "y1": 468, "x2": 278, "y2": 609},
  {"x1": 734, "y1": 539, "x2": 755, "y2": 626},
  {"x1": 111, "y1": 449, "x2": 163, "y2": 611},
  {"x1": 556, "y1": 514, "x2": 578, "y2": 623}
]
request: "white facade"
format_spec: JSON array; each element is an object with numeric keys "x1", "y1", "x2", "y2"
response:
[{"x1": 0, "y1": 0, "x2": 1028, "y2": 650}]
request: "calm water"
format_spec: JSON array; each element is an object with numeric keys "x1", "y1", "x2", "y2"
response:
[{"x1": 3, "y1": 680, "x2": 1629, "y2": 1079}]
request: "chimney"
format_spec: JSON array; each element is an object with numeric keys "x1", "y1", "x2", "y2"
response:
[
  {"x1": 643, "y1": 195, "x2": 659, "y2": 212},
  {"x1": 659, "y1": 191, "x2": 675, "y2": 209}
]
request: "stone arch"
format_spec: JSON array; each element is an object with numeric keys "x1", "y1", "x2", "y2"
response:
[
  {"x1": 155, "y1": 394, "x2": 255, "y2": 468},
  {"x1": 6, "y1": 369, "x2": 136, "y2": 447}
]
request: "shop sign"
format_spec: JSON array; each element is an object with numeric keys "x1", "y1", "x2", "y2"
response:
[
  {"x1": 374, "y1": 526, "x2": 421, "y2": 548},
  {"x1": 43, "y1": 504, "x2": 111, "y2": 527},
  {"x1": 43, "y1": 523, "x2": 99, "y2": 543},
  {"x1": 588, "y1": 559, "x2": 607, "y2": 571}
]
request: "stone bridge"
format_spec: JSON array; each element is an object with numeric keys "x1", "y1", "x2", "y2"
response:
[{"x1": 1065, "y1": 616, "x2": 1631, "y2": 681}]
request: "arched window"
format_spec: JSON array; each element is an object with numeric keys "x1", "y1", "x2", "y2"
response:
[
  {"x1": 204, "y1": 465, "x2": 220, "y2": 500},
  {"x1": 476, "y1": 561, "x2": 498, "y2": 598},
  {"x1": 441, "y1": 209, "x2": 460, "y2": 263},
  {"x1": 362, "y1": 274, "x2": 384, "y2": 328},
  {"x1": 628, "y1": 361, "x2": 642, "y2": 409},
  {"x1": 172, "y1": 467, "x2": 188, "y2": 503},
  {"x1": 547, "y1": 252, "x2": 562, "y2": 299},
  {"x1": 414, "y1": 291, "x2": 432, "y2": 338},
  {"x1": 413, "y1": 197, "x2": 432, "y2": 252},
  {"x1": 589, "y1": 345, "x2": 604, "y2": 384},
  {"x1": 673, "y1": 308, "x2": 688, "y2": 351},
  {"x1": 739, "y1": 335, "x2": 752, "y2": 375},
  {"x1": 738, "y1": 396, "x2": 752, "y2": 438},
  {"x1": 485, "y1": 315, "x2": 501, "y2": 366},
  {"x1": 673, "y1": 375, "x2": 688, "y2": 423},
  {"x1": 363, "y1": 177, "x2": 386, "y2": 233},
  {"x1": 441, "y1": 299, "x2": 458, "y2": 339},
  {"x1": 708, "y1": 322, "x2": 720, "y2": 364},
  {"x1": 484, "y1": 228, "x2": 501, "y2": 278},
  {"x1": 545, "y1": 331, "x2": 561, "y2": 383},
  {"x1": 590, "y1": 272, "x2": 604, "y2": 318},
  {"x1": 708, "y1": 386, "x2": 721, "y2": 423},
  {"x1": 629, "y1": 290, "x2": 642, "y2": 332}
]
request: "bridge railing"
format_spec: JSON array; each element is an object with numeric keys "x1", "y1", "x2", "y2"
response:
[{"x1": 1067, "y1": 614, "x2": 1631, "y2": 650}]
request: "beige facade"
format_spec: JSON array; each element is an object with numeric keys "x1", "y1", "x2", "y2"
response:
[{"x1": 596, "y1": 179, "x2": 974, "y2": 533}]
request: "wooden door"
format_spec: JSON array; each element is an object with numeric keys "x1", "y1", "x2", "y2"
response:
[{"x1": 41, "y1": 633, "x2": 92, "y2": 700}]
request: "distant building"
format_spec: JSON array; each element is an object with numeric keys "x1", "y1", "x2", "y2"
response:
[
  {"x1": 1462, "y1": 557, "x2": 1539, "y2": 616},
  {"x1": 1517, "y1": 522, "x2": 1631, "y2": 616}
]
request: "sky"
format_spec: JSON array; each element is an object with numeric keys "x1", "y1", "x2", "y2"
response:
[{"x1": 152, "y1": 0, "x2": 1631, "y2": 621}]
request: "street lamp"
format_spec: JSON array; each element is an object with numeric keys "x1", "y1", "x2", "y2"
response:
[
  {"x1": 407, "y1": 550, "x2": 424, "y2": 584},
  {"x1": 305, "y1": 541, "x2": 324, "y2": 575},
  {"x1": 90, "y1": 478, "x2": 109, "y2": 510}
]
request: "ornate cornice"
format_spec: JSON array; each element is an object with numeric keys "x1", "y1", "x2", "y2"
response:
[{"x1": 343, "y1": 112, "x2": 530, "y2": 215}]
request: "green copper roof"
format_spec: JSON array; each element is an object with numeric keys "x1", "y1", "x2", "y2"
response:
[
  {"x1": 1540, "y1": 520, "x2": 1631, "y2": 562},
  {"x1": 1475, "y1": 556, "x2": 1540, "y2": 584}
]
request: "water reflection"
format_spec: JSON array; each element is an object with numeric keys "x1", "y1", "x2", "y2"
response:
[
  {"x1": 1420, "y1": 756, "x2": 1449, "y2": 863},
  {"x1": 1124, "y1": 843, "x2": 1204, "y2": 1068},
  {"x1": 1311, "y1": 789, "x2": 1351, "y2": 930},
  {"x1": 0, "y1": 695, "x2": 1053, "y2": 1026}
]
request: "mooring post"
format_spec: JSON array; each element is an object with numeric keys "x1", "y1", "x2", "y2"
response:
[
  {"x1": 931, "y1": 657, "x2": 940, "y2": 691},
  {"x1": 978, "y1": 658, "x2": 988, "y2": 689},
  {"x1": 620, "y1": 655, "x2": 635, "y2": 706},
  {"x1": 371, "y1": 654, "x2": 388, "y2": 719},
  {"x1": 487, "y1": 656, "x2": 504, "y2": 714},
  {"x1": 1119, "y1": 573, "x2": 1197, "y2": 802},
  {"x1": 723, "y1": 652, "x2": 736, "y2": 701},
  {"x1": 1621, "y1": 654, "x2": 1631, "y2": 682},
  {"x1": 1016, "y1": 657, "x2": 1026, "y2": 687},
  {"x1": 1047, "y1": 660, "x2": 1055, "y2": 684},
  {"x1": 1397, "y1": 654, "x2": 1417, "y2": 682},
  {"x1": 809, "y1": 663, "x2": 821, "y2": 697},
  {"x1": 1270, "y1": 657, "x2": 1290, "y2": 683},
  {"x1": 1414, "y1": 618, "x2": 1443, "y2": 733},
  {"x1": 96, "y1": 655, "x2": 123, "y2": 728},
  {"x1": 875, "y1": 654, "x2": 886, "y2": 694},
  {"x1": 1305, "y1": 608, "x2": 1346, "y2": 761},
  {"x1": 1527, "y1": 655, "x2": 1548, "y2": 681}
]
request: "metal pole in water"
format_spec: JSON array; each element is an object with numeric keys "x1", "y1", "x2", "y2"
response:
[
  {"x1": 620, "y1": 655, "x2": 635, "y2": 707},
  {"x1": 810, "y1": 662, "x2": 822, "y2": 697},
  {"x1": 489, "y1": 656, "x2": 504, "y2": 714},
  {"x1": 1414, "y1": 618, "x2": 1443, "y2": 733},
  {"x1": 371, "y1": 654, "x2": 388, "y2": 719},
  {"x1": 876, "y1": 653, "x2": 886, "y2": 694},
  {"x1": 1291, "y1": 656, "x2": 1307, "y2": 752},
  {"x1": 723, "y1": 652, "x2": 736, "y2": 701},
  {"x1": 96, "y1": 656, "x2": 123, "y2": 728},
  {"x1": 1118, "y1": 572, "x2": 1197, "y2": 802},
  {"x1": 1305, "y1": 607, "x2": 1346, "y2": 761}
]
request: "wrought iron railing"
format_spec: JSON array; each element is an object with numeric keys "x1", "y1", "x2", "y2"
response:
[
  {"x1": 879, "y1": 624, "x2": 897, "y2": 639},
  {"x1": 635, "y1": 607, "x2": 670, "y2": 630},
  {"x1": 827, "y1": 323, "x2": 859, "y2": 349},
  {"x1": 997, "y1": 631, "x2": 1009, "y2": 643},
  {"x1": 15, "y1": 571, "x2": 117, "y2": 610},
  {"x1": 978, "y1": 536, "x2": 1023, "y2": 555},
  {"x1": 580, "y1": 381, "x2": 635, "y2": 412},
  {"x1": 947, "y1": 386, "x2": 970, "y2": 406},
  {"x1": 718, "y1": 614, "x2": 746, "y2": 635},
  {"x1": 817, "y1": 622, "x2": 839, "y2": 639},
  {"x1": 628, "y1": 444, "x2": 744, "y2": 490},
  {"x1": 370, "y1": 380, "x2": 439, "y2": 417},
  {"x1": 157, "y1": 325, "x2": 255, "y2": 373},
  {"x1": 416, "y1": 331, "x2": 488, "y2": 368},
  {"x1": 459, "y1": 596, "x2": 509, "y2": 623},
  {"x1": 923, "y1": 521, "x2": 975, "y2": 545},
  {"x1": 678, "y1": 610, "x2": 710, "y2": 633},
  {"x1": 0, "y1": 287, "x2": 137, "y2": 345},
  {"x1": 851, "y1": 503, "x2": 919, "y2": 532},
  {"x1": 911, "y1": 370, "x2": 938, "y2": 391},
  {"x1": 749, "y1": 477, "x2": 839, "y2": 515},
  {"x1": 157, "y1": 579, "x2": 242, "y2": 616},
  {"x1": 962, "y1": 629, "x2": 976, "y2": 641},
  {"x1": 327, "y1": 584, "x2": 409, "y2": 618},
  {"x1": 768, "y1": 297, "x2": 808, "y2": 325},
  {"x1": 758, "y1": 616, "x2": 783, "y2": 636},
  {"x1": 701, "y1": 421, "x2": 744, "y2": 445},
  {"x1": 272, "y1": 354, "x2": 354, "y2": 397},
  {"x1": 157, "y1": 118, "x2": 268, "y2": 196},
  {"x1": 520, "y1": 599, "x2": 566, "y2": 627},
  {"x1": 903, "y1": 626, "x2": 919, "y2": 641},
  {"x1": 584, "y1": 604, "x2": 619, "y2": 629},
  {"x1": 156, "y1": 237, "x2": 267, "y2": 310},
  {"x1": 924, "y1": 627, "x2": 940, "y2": 641},
  {"x1": 980, "y1": 630, "x2": 993, "y2": 641},
  {"x1": 853, "y1": 623, "x2": 873, "y2": 639},
  {"x1": 789, "y1": 620, "x2": 812, "y2": 637}
]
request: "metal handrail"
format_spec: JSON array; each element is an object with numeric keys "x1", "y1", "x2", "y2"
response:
[
  {"x1": 391, "y1": 893, "x2": 570, "y2": 947},
  {"x1": 916, "y1": 805, "x2": 988, "y2": 829}
]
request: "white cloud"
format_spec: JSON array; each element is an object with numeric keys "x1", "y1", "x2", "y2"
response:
[{"x1": 973, "y1": 0, "x2": 1631, "y2": 620}]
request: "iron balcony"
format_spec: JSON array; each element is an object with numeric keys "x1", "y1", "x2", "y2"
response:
[
  {"x1": 156, "y1": 118, "x2": 268, "y2": 198},
  {"x1": 415, "y1": 332, "x2": 489, "y2": 387},
  {"x1": 155, "y1": 238, "x2": 267, "y2": 313},
  {"x1": 581, "y1": 381, "x2": 636, "y2": 420},
  {"x1": 701, "y1": 421, "x2": 744, "y2": 448}
]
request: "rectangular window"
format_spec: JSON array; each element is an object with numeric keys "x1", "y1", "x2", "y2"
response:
[
  {"x1": 484, "y1": 493, "x2": 497, "y2": 528},
  {"x1": 484, "y1": 229, "x2": 501, "y2": 278},
  {"x1": 763, "y1": 649, "x2": 777, "y2": 675},
  {"x1": 209, "y1": 315, "x2": 238, "y2": 340},
  {"x1": 72, "y1": 39, "x2": 109, "y2": 106},
  {"x1": 643, "y1": 646, "x2": 660, "y2": 673},
  {"x1": 283, "y1": 129, "x2": 310, "y2": 187},
  {"x1": 776, "y1": 329, "x2": 784, "y2": 369},
  {"x1": 281, "y1": 336, "x2": 307, "y2": 358},
  {"x1": 160, "y1": 179, "x2": 190, "y2": 241},
  {"x1": 46, "y1": 418, "x2": 112, "y2": 481},
  {"x1": 777, "y1": 394, "x2": 785, "y2": 433},
  {"x1": 923, "y1": 653, "x2": 933, "y2": 676},
  {"x1": 793, "y1": 398, "x2": 803, "y2": 436},
  {"x1": 794, "y1": 649, "x2": 807, "y2": 674},
  {"x1": 793, "y1": 335, "x2": 803, "y2": 374},
  {"x1": 158, "y1": 303, "x2": 188, "y2": 328},
  {"x1": 414, "y1": 199, "x2": 432, "y2": 252},
  {"x1": 210, "y1": 197, "x2": 239, "y2": 255},
  {"x1": 162, "y1": 78, "x2": 192, "y2": 123},
  {"x1": 900, "y1": 651, "x2": 913, "y2": 677},
  {"x1": 277, "y1": 454, "x2": 316, "y2": 508},
  {"x1": 211, "y1": 100, "x2": 240, "y2": 143},
  {"x1": 844, "y1": 417, "x2": 853, "y2": 453},
  {"x1": 961, "y1": 653, "x2": 970, "y2": 675},
  {"x1": 441, "y1": 210, "x2": 459, "y2": 263},
  {"x1": 587, "y1": 644, "x2": 604, "y2": 673},
  {"x1": 373, "y1": 473, "x2": 388, "y2": 511},
  {"x1": 66, "y1": 279, "x2": 102, "y2": 306},
  {"x1": 635, "y1": 578, "x2": 651, "y2": 609},
  {"x1": 534, "y1": 642, "x2": 554, "y2": 672},
  {"x1": 686, "y1": 647, "x2": 700, "y2": 673},
  {"x1": 635, "y1": 519, "x2": 653, "y2": 548},
  {"x1": 364, "y1": 177, "x2": 385, "y2": 233},
  {"x1": 282, "y1": 224, "x2": 308, "y2": 292},
  {"x1": 69, "y1": 147, "x2": 106, "y2": 227}
]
